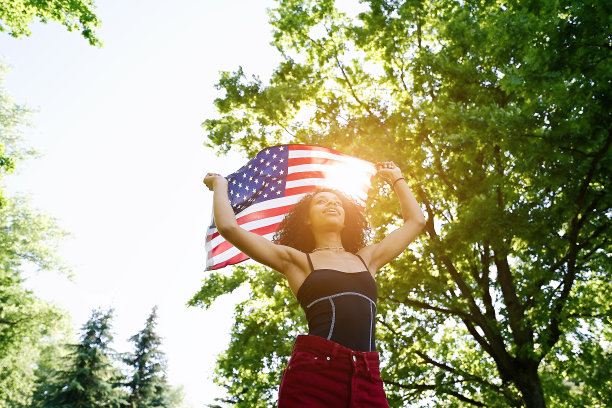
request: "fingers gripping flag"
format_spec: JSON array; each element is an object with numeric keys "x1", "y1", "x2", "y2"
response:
[{"x1": 205, "y1": 144, "x2": 377, "y2": 270}]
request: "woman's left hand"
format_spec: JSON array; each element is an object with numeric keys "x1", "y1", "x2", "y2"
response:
[{"x1": 375, "y1": 161, "x2": 403, "y2": 185}]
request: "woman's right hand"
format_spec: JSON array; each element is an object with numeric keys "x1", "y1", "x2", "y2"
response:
[
  {"x1": 203, "y1": 173, "x2": 227, "y2": 191},
  {"x1": 375, "y1": 161, "x2": 403, "y2": 185}
]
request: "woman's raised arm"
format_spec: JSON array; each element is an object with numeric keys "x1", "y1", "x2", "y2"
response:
[
  {"x1": 204, "y1": 173, "x2": 306, "y2": 274},
  {"x1": 358, "y1": 162, "x2": 426, "y2": 273}
]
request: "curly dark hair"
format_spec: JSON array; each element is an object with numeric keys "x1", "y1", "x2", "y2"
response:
[{"x1": 273, "y1": 188, "x2": 371, "y2": 253}]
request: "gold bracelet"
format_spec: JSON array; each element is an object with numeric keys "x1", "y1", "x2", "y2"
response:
[{"x1": 392, "y1": 177, "x2": 405, "y2": 189}]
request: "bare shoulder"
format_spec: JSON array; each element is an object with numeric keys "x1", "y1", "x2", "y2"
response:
[
  {"x1": 277, "y1": 246, "x2": 311, "y2": 297},
  {"x1": 280, "y1": 245, "x2": 310, "y2": 274}
]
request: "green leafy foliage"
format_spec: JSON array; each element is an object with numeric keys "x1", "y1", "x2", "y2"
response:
[
  {"x1": 197, "y1": 0, "x2": 611, "y2": 406},
  {"x1": 0, "y1": 64, "x2": 73, "y2": 407},
  {"x1": 0, "y1": 266, "x2": 71, "y2": 407},
  {"x1": 0, "y1": 0, "x2": 102, "y2": 46},
  {"x1": 29, "y1": 326, "x2": 75, "y2": 408},
  {"x1": 0, "y1": 64, "x2": 36, "y2": 208}
]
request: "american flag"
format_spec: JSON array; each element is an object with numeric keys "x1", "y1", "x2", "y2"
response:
[{"x1": 205, "y1": 144, "x2": 377, "y2": 270}]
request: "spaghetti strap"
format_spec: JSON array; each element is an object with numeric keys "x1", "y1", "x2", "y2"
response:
[
  {"x1": 305, "y1": 253, "x2": 315, "y2": 272},
  {"x1": 355, "y1": 254, "x2": 370, "y2": 273}
]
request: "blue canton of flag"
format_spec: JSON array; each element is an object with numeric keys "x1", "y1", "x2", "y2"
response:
[{"x1": 226, "y1": 145, "x2": 290, "y2": 213}]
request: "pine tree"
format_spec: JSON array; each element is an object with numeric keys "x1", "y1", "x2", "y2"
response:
[
  {"x1": 123, "y1": 306, "x2": 171, "y2": 408},
  {"x1": 33, "y1": 308, "x2": 127, "y2": 408}
]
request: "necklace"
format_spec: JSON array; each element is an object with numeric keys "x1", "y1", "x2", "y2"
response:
[{"x1": 312, "y1": 246, "x2": 345, "y2": 252}]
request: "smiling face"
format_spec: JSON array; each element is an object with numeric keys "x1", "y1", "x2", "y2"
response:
[
  {"x1": 307, "y1": 191, "x2": 346, "y2": 232},
  {"x1": 273, "y1": 187, "x2": 371, "y2": 253}
]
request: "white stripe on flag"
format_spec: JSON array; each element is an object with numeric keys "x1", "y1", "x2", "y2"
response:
[{"x1": 285, "y1": 178, "x2": 326, "y2": 189}]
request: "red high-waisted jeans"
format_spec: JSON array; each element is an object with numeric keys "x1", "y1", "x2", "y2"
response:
[{"x1": 277, "y1": 335, "x2": 389, "y2": 407}]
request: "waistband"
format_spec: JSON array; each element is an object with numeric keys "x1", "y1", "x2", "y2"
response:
[{"x1": 293, "y1": 334, "x2": 380, "y2": 363}]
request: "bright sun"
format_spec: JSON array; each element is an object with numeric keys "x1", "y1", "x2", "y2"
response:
[{"x1": 323, "y1": 159, "x2": 377, "y2": 205}]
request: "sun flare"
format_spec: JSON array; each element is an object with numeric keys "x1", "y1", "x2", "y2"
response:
[{"x1": 323, "y1": 159, "x2": 377, "y2": 204}]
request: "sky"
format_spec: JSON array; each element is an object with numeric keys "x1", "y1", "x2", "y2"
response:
[{"x1": 0, "y1": 0, "x2": 281, "y2": 405}]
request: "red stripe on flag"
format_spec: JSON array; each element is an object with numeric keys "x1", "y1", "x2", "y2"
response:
[
  {"x1": 288, "y1": 157, "x2": 345, "y2": 167},
  {"x1": 211, "y1": 223, "x2": 281, "y2": 257},
  {"x1": 286, "y1": 171, "x2": 326, "y2": 181},
  {"x1": 206, "y1": 204, "x2": 296, "y2": 242},
  {"x1": 284, "y1": 185, "x2": 318, "y2": 196},
  {"x1": 235, "y1": 205, "x2": 294, "y2": 226}
]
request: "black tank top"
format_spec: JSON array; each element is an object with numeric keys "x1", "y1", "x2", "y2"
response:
[{"x1": 296, "y1": 253, "x2": 378, "y2": 352}]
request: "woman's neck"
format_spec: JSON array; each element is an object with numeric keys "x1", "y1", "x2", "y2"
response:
[{"x1": 312, "y1": 231, "x2": 344, "y2": 250}]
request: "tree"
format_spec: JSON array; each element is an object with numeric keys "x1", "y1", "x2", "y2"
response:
[
  {"x1": 0, "y1": 0, "x2": 102, "y2": 46},
  {"x1": 29, "y1": 325, "x2": 75, "y2": 408},
  {"x1": 0, "y1": 64, "x2": 36, "y2": 208},
  {"x1": 123, "y1": 306, "x2": 173, "y2": 408},
  {"x1": 0, "y1": 64, "x2": 73, "y2": 407},
  {"x1": 34, "y1": 308, "x2": 127, "y2": 408},
  {"x1": 0, "y1": 252, "x2": 71, "y2": 407},
  {"x1": 194, "y1": 0, "x2": 611, "y2": 407}
]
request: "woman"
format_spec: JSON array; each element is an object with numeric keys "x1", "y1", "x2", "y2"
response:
[{"x1": 204, "y1": 161, "x2": 425, "y2": 407}]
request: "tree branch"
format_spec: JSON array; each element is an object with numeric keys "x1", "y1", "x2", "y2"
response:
[
  {"x1": 460, "y1": 317, "x2": 495, "y2": 359},
  {"x1": 423, "y1": 135, "x2": 458, "y2": 196},
  {"x1": 478, "y1": 242, "x2": 498, "y2": 321},
  {"x1": 491, "y1": 145, "x2": 535, "y2": 356},
  {"x1": 468, "y1": 243, "x2": 498, "y2": 323},
  {"x1": 528, "y1": 191, "x2": 609, "y2": 311},
  {"x1": 381, "y1": 295, "x2": 473, "y2": 321},
  {"x1": 0, "y1": 317, "x2": 27, "y2": 326},
  {"x1": 414, "y1": 350, "x2": 516, "y2": 403},
  {"x1": 540, "y1": 131, "x2": 612, "y2": 360},
  {"x1": 378, "y1": 318, "x2": 411, "y2": 344},
  {"x1": 567, "y1": 312, "x2": 610, "y2": 319},
  {"x1": 386, "y1": 379, "x2": 487, "y2": 407},
  {"x1": 296, "y1": 23, "x2": 391, "y2": 135},
  {"x1": 407, "y1": 180, "x2": 515, "y2": 373},
  {"x1": 384, "y1": 379, "x2": 435, "y2": 393},
  {"x1": 493, "y1": 251, "x2": 534, "y2": 352},
  {"x1": 331, "y1": 53, "x2": 390, "y2": 135},
  {"x1": 580, "y1": 236, "x2": 609, "y2": 262}
]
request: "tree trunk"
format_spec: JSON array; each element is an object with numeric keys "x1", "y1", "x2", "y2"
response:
[{"x1": 515, "y1": 367, "x2": 546, "y2": 408}]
